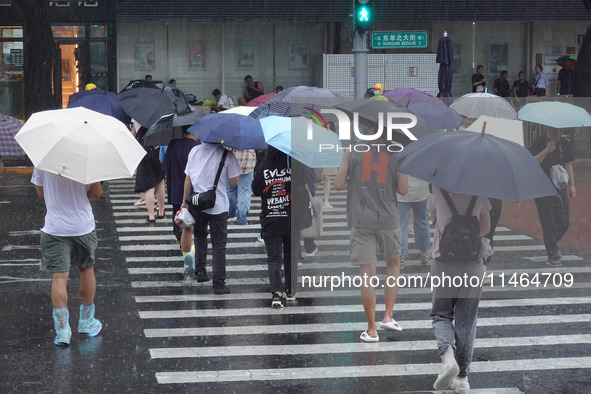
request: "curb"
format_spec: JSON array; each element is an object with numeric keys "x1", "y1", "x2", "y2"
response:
[{"x1": 0, "y1": 167, "x2": 34, "y2": 174}]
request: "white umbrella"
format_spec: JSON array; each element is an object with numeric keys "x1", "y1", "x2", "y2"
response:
[
  {"x1": 465, "y1": 115, "x2": 524, "y2": 146},
  {"x1": 222, "y1": 106, "x2": 256, "y2": 116},
  {"x1": 450, "y1": 92, "x2": 517, "y2": 119},
  {"x1": 15, "y1": 107, "x2": 146, "y2": 184}
]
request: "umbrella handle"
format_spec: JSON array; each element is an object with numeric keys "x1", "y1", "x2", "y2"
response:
[{"x1": 481, "y1": 121, "x2": 487, "y2": 134}]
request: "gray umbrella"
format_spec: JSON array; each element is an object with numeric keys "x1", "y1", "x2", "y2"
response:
[
  {"x1": 333, "y1": 99, "x2": 436, "y2": 145},
  {"x1": 395, "y1": 131, "x2": 557, "y2": 203},
  {"x1": 118, "y1": 85, "x2": 191, "y2": 128},
  {"x1": 143, "y1": 111, "x2": 203, "y2": 146}
]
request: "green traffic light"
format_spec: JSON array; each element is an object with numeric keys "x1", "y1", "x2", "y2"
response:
[{"x1": 358, "y1": 6, "x2": 370, "y2": 22}]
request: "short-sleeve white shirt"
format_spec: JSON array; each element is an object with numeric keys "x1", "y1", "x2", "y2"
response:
[
  {"x1": 31, "y1": 169, "x2": 96, "y2": 236},
  {"x1": 184, "y1": 143, "x2": 242, "y2": 215}
]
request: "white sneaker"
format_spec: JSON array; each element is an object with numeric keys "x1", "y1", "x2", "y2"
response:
[
  {"x1": 256, "y1": 234, "x2": 264, "y2": 244},
  {"x1": 133, "y1": 199, "x2": 146, "y2": 206},
  {"x1": 304, "y1": 247, "x2": 318, "y2": 257},
  {"x1": 450, "y1": 378, "x2": 470, "y2": 393},
  {"x1": 322, "y1": 202, "x2": 333, "y2": 209}
]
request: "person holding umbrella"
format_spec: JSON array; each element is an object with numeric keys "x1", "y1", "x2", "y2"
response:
[
  {"x1": 181, "y1": 143, "x2": 242, "y2": 293},
  {"x1": 334, "y1": 120, "x2": 408, "y2": 342},
  {"x1": 428, "y1": 187, "x2": 491, "y2": 392},
  {"x1": 252, "y1": 146, "x2": 292, "y2": 307},
  {"x1": 32, "y1": 170, "x2": 104, "y2": 346},
  {"x1": 530, "y1": 128, "x2": 575, "y2": 266}
]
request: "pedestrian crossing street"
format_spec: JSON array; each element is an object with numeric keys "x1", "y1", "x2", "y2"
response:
[{"x1": 108, "y1": 178, "x2": 591, "y2": 392}]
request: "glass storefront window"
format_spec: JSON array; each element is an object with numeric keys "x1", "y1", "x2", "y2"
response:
[
  {"x1": 52, "y1": 25, "x2": 85, "y2": 38},
  {"x1": 1, "y1": 27, "x2": 24, "y2": 81},
  {"x1": 0, "y1": 27, "x2": 25, "y2": 119}
]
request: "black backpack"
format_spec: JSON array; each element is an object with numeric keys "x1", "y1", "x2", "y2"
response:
[{"x1": 438, "y1": 190, "x2": 481, "y2": 263}]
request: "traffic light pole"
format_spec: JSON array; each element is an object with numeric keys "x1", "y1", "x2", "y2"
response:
[{"x1": 353, "y1": 31, "x2": 368, "y2": 99}]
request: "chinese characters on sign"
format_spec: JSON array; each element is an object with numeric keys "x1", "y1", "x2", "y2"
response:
[{"x1": 371, "y1": 31, "x2": 428, "y2": 49}]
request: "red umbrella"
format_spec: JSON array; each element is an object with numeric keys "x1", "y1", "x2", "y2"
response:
[{"x1": 246, "y1": 92, "x2": 276, "y2": 107}]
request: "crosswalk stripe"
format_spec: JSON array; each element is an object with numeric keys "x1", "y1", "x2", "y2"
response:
[
  {"x1": 131, "y1": 265, "x2": 586, "y2": 289},
  {"x1": 141, "y1": 313, "x2": 591, "y2": 338},
  {"x1": 138, "y1": 297, "x2": 591, "y2": 319},
  {"x1": 154, "y1": 357, "x2": 591, "y2": 384},
  {"x1": 118, "y1": 233, "x2": 533, "y2": 242},
  {"x1": 115, "y1": 225, "x2": 516, "y2": 233},
  {"x1": 120, "y1": 241, "x2": 546, "y2": 252},
  {"x1": 128, "y1": 264, "x2": 591, "y2": 278},
  {"x1": 149, "y1": 333, "x2": 591, "y2": 359}
]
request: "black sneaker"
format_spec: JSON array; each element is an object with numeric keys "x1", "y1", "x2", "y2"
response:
[
  {"x1": 271, "y1": 293, "x2": 284, "y2": 308},
  {"x1": 213, "y1": 286, "x2": 231, "y2": 295},
  {"x1": 196, "y1": 271, "x2": 210, "y2": 282}
]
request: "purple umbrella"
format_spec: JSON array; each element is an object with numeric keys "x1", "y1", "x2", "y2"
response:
[
  {"x1": 383, "y1": 87, "x2": 433, "y2": 99},
  {"x1": 408, "y1": 102, "x2": 463, "y2": 129},
  {"x1": 436, "y1": 32, "x2": 454, "y2": 98},
  {"x1": 0, "y1": 113, "x2": 25, "y2": 156}
]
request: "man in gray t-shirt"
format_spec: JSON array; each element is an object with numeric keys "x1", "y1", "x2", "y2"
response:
[{"x1": 335, "y1": 127, "x2": 408, "y2": 343}]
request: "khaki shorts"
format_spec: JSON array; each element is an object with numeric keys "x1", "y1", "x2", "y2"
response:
[
  {"x1": 40, "y1": 230, "x2": 97, "y2": 273},
  {"x1": 350, "y1": 227, "x2": 402, "y2": 265}
]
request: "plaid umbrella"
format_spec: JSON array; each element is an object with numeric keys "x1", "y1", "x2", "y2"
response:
[
  {"x1": 264, "y1": 86, "x2": 346, "y2": 119},
  {"x1": 0, "y1": 113, "x2": 26, "y2": 156}
]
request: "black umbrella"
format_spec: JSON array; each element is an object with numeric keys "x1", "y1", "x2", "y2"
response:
[
  {"x1": 436, "y1": 32, "x2": 454, "y2": 98},
  {"x1": 143, "y1": 111, "x2": 203, "y2": 146},
  {"x1": 118, "y1": 85, "x2": 192, "y2": 128}
]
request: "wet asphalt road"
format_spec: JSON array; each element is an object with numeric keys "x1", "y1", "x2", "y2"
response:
[{"x1": 1, "y1": 172, "x2": 590, "y2": 393}]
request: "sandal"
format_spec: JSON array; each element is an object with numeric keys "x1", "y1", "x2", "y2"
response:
[
  {"x1": 146, "y1": 218, "x2": 156, "y2": 223},
  {"x1": 360, "y1": 330, "x2": 379, "y2": 343},
  {"x1": 157, "y1": 214, "x2": 165, "y2": 219},
  {"x1": 380, "y1": 319, "x2": 402, "y2": 331}
]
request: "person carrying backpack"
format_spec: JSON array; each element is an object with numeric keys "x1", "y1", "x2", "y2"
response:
[{"x1": 427, "y1": 186, "x2": 491, "y2": 393}]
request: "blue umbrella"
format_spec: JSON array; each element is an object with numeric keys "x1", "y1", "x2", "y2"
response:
[
  {"x1": 188, "y1": 113, "x2": 267, "y2": 150},
  {"x1": 408, "y1": 102, "x2": 464, "y2": 129},
  {"x1": 396, "y1": 131, "x2": 557, "y2": 203},
  {"x1": 67, "y1": 89, "x2": 131, "y2": 124},
  {"x1": 436, "y1": 33, "x2": 453, "y2": 98},
  {"x1": 260, "y1": 116, "x2": 343, "y2": 168},
  {"x1": 518, "y1": 101, "x2": 591, "y2": 128}
]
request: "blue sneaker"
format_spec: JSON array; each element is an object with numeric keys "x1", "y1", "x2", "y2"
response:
[
  {"x1": 53, "y1": 308, "x2": 71, "y2": 346},
  {"x1": 183, "y1": 253, "x2": 195, "y2": 280},
  {"x1": 78, "y1": 304, "x2": 102, "y2": 337}
]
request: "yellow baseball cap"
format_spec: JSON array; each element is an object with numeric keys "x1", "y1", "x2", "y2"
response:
[{"x1": 85, "y1": 83, "x2": 97, "y2": 90}]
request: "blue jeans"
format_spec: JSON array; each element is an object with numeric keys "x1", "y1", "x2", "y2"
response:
[
  {"x1": 227, "y1": 170, "x2": 254, "y2": 225},
  {"x1": 398, "y1": 198, "x2": 431, "y2": 259}
]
